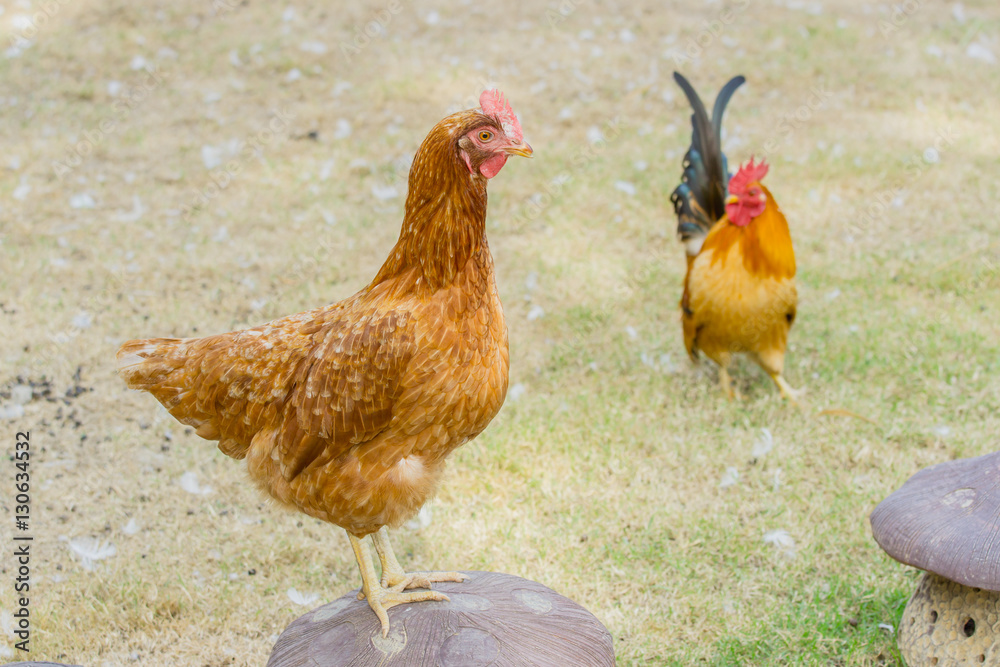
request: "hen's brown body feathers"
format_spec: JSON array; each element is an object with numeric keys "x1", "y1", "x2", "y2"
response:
[
  {"x1": 119, "y1": 256, "x2": 506, "y2": 535},
  {"x1": 118, "y1": 109, "x2": 514, "y2": 538}
]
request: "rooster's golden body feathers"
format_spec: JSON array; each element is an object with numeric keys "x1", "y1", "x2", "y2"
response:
[{"x1": 681, "y1": 185, "x2": 797, "y2": 379}]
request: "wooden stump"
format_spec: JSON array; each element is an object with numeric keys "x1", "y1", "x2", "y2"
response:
[{"x1": 268, "y1": 571, "x2": 615, "y2": 666}]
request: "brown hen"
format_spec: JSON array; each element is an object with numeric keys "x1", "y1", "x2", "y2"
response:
[{"x1": 117, "y1": 90, "x2": 532, "y2": 635}]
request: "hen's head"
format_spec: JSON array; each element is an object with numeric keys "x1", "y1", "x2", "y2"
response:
[
  {"x1": 725, "y1": 158, "x2": 770, "y2": 227},
  {"x1": 454, "y1": 89, "x2": 532, "y2": 179}
]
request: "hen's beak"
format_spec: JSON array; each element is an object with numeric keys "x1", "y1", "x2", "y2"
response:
[
  {"x1": 504, "y1": 141, "x2": 533, "y2": 158},
  {"x1": 725, "y1": 194, "x2": 739, "y2": 205}
]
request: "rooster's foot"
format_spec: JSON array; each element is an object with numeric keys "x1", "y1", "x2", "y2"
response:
[{"x1": 771, "y1": 374, "x2": 801, "y2": 405}]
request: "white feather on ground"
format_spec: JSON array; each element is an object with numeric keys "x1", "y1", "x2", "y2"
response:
[
  {"x1": 752, "y1": 428, "x2": 774, "y2": 458},
  {"x1": 405, "y1": 505, "x2": 433, "y2": 531},
  {"x1": 69, "y1": 537, "x2": 117, "y2": 570},
  {"x1": 763, "y1": 529, "x2": 797, "y2": 559},
  {"x1": 287, "y1": 588, "x2": 319, "y2": 606},
  {"x1": 179, "y1": 471, "x2": 213, "y2": 495}
]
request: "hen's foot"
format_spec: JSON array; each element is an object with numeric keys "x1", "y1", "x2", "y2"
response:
[
  {"x1": 363, "y1": 580, "x2": 450, "y2": 635},
  {"x1": 348, "y1": 531, "x2": 451, "y2": 637},
  {"x1": 371, "y1": 526, "x2": 467, "y2": 591},
  {"x1": 385, "y1": 569, "x2": 468, "y2": 592}
]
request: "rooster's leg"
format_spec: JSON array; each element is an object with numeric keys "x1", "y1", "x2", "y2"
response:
[
  {"x1": 371, "y1": 526, "x2": 468, "y2": 591},
  {"x1": 348, "y1": 531, "x2": 449, "y2": 637},
  {"x1": 770, "y1": 373, "x2": 799, "y2": 405},
  {"x1": 770, "y1": 373, "x2": 801, "y2": 403},
  {"x1": 718, "y1": 365, "x2": 742, "y2": 400}
]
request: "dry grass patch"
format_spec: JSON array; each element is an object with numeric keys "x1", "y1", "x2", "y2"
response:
[{"x1": 2, "y1": 0, "x2": 1000, "y2": 665}]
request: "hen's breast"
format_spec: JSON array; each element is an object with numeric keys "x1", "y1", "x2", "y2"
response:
[{"x1": 397, "y1": 252, "x2": 509, "y2": 461}]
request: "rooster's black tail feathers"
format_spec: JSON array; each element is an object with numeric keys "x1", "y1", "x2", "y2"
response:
[{"x1": 670, "y1": 72, "x2": 745, "y2": 256}]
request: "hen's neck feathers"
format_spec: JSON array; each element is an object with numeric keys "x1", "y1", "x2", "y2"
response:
[{"x1": 373, "y1": 114, "x2": 490, "y2": 293}]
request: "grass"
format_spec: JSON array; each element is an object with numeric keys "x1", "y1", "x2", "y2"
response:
[{"x1": 2, "y1": 0, "x2": 1000, "y2": 664}]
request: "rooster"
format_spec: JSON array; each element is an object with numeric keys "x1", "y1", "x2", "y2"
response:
[
  {"x1": 117, "y1": 90, "x2": 532, "y2": 635},
  {"x1": 670, "y1": 72, "x2": 798, "y2": 400}
]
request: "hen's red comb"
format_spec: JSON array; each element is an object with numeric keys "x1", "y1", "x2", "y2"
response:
[
  {"x1": 480, "y1": 89, "x2": 523, "y2": 142},
  {"x1": 729, "y1": 157, "x2": 769, "y2": 193}
]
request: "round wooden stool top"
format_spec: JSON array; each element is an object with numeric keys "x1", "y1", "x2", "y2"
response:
[{"x1": 268, "y1": 570, "x2": 615, "y2": 666}]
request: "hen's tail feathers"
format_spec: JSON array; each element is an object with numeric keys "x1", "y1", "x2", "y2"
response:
[
  {"x1": 117, "y1": 338, "x2": 217, "y2": 435},
  {"x1": 117, "y1": 338, "x2": 188, "y2": 393},
  {"x1": 670, "y1": 72, "x2": 745, "y2": 256}
]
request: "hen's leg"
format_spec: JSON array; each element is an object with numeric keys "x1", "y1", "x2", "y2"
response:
[
  {"x1": 348, "y1": 532, "x2": 448, "y2": 637},
  {"x1": 371, "y1": 526, "x2": 468, "y2": 591}
]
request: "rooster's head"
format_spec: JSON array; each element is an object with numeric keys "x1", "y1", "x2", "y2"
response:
[
  {"x1": 725, "y1": 158, "x2": 769, "y2": 227},
  {"x1": 454, "y1": 89, "x2": 532, "y2": 179}
]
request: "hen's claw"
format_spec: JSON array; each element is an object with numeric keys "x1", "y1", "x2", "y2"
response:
[
  {"x1": 372, "y1": 526, "x2": 468, "y2": 592},
  {"x1": 366, "y1": 584, "x2": 450, "y2": 637},
  {"x1": 350, "y1": 528, "x2": 466, "y2": 636},
  {"x1": 350, "y1": 532, "x2": 453, "y2": 636},
  {"x1": 384, "y1": 570, "x2": 468, "y2": 591}
]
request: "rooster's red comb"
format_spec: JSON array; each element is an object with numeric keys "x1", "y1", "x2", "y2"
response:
[
  {"x1": 480, "y1": 89, "x2": 523, "y2": 142},
  {"x1": 729, "y1": 157, "x2": 770, "y2": 193}
]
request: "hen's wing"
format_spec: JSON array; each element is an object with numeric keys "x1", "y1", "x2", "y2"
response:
[
  {"x1": 282, "y1": 304, "x2": 414, "y2": 479},
  {"x1": 117, "y1": 297, "x2": 414, "y2": 481}
]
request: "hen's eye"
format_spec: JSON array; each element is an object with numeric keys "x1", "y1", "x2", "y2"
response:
[{"x1": 478, "y1": 130, "x2": 493, "y2": 142}]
